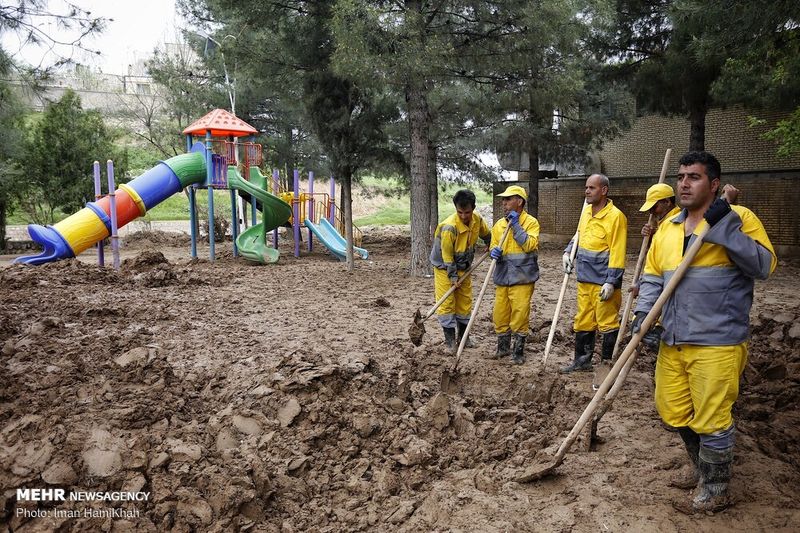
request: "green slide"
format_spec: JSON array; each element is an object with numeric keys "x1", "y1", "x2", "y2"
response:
[{"x1": 227, "y1": 166, "x2": 292, "y2": 264}]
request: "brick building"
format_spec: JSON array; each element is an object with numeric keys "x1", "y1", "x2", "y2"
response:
[{"x1": 495, "y1": 106, "x2": 800, "y2": 257}]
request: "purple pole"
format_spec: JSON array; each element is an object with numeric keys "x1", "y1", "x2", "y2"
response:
[
  {"x1": 329, "y1": 176, "x2": 336, "y2": 225},
  {"x1": 93, "y1": 161, "x2": 105, "y2": 266},
  {"x1": 307, "y1": 170, "x2": 314, "y2": 252},
  {"x1": 272, "y1": 169, "x2": 280, "y2": 249},
  {"x1": 106, "y1": 160, "x2": 120, "y2": 270},
  {"x1": 187, "y1": 134, "x2": 197, "y2": 258},
  {"x1": 206, "y1": 130, "x2": 215, "y2": 261},
  {"x1": 293, "y1": 169, "x2": 300, "y2": 258}
]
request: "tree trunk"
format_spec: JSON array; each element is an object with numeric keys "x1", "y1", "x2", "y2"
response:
[
  {"x1": 408, "y1": 81, "x2": 432, "y2": 277},
  {"x1": 526, "y1": 139, "x2": 540, "y2": 218},
  {"x1": 688, "y1": 105, "x2": 707, "y2": 151},
  {"x1": 0, "y1": 198, "x2": 6, "y2": 251},
  {"x1": 341, "y1": 170, "x2": 355, "y2": 271},
  {"x1": 428, "y1": 142, "x2": 438, "y2": 239}
]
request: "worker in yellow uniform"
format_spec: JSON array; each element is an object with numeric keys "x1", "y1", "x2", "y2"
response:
[
  {"x1": 561, "y1": 174, "x2": 628, "y2": 373},
  {"x1": 489, "y1": 185, "x2": 540, "y2": 364},
  {"x1": 430, "y1": 189, "x2": 491, "y2": 351},
  {"x1": 633, "y1": 151, "x2": 776, "y2": 514},
  {"x1": 631, "y1": 183, "x2": 681, "y2": 349}
]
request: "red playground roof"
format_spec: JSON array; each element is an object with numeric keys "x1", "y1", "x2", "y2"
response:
[{"x1": 182, "y1": 109, "x2": 258, "y2": 137}]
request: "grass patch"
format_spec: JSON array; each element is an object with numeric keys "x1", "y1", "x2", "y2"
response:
[
  {"x1": 7, "y1": 177, "x2": 492, "y2": 228},
  {"x1": 355, "y1": 181, "x2": 492, "y2": 226}
]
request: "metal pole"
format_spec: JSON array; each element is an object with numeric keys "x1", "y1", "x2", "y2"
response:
[
  {"x1": 229, "y1": 135, "x2": 239, "y2": 257},
  {"x1": 187, "y1": 134, "x2": 197, "y2": 258},
  {"x1": 189, "y1": 187, "x2": 197, "y2": 258},
  {"x1": 329, "y1": 176, "x2": 336, "y2": 225},
  {"x1": 206, "y1": 130, "x2": 215, "y2": 261},
  {"x1": 93, "y1": 161, "x2": 104, "y2": 266},
  {"x1": 106, "y1": 160, "x2": 120, "y2": 270},
  {"x1": 307, "y1": 170, "x2": 314, "y2": 252},
  {"x1": 293, "y1": 169, "x2": 300, "y2": 258},
  {"x1": 273, "y1": 169, "x2": 280, "y2": 249}
]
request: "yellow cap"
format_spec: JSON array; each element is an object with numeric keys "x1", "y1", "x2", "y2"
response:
[
  {"x1": 639, "y1": 183, "x2": 675, "y2": 212},
  {"x1": 497, "y1": 184, "x2": 527, "y2": 200}
]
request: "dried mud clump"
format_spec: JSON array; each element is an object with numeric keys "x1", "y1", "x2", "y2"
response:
[{"x1": 121, "y1": 251, "x2": 177, "y2": 287}]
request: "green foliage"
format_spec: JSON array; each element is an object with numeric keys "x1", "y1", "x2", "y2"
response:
[
  {"x1": 22, "y1": 90, "x2": 127, "y2": 224},
  {"x1": 750, "y1": 110, "x2": 800, "y2": 158},
  {"x1": 680, "y1": 0, "x2": 800, "y2": 156}
]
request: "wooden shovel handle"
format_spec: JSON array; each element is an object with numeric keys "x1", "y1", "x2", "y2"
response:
[
  {"x1": 421, "y1": 250, "x2": 491, "y2": 321},
  {"x1": 542, "y1": 201, "x2": 586, "y2": 364},
  {"x1": 611, "y1": 148, "x2": 672, "y2": 360},
  {"x1": 451, "y1": 222, "x2": 513, "y2": 370}
]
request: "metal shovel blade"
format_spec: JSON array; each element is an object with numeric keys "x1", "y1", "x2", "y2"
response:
[
  {"x1": 515, "y1": 456, "x2": 559, "y2": 483},
  {"x1": 408, "y1": 309, "x2": 426, "y2": 346}
]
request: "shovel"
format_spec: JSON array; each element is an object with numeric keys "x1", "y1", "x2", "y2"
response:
[
  {"x1": 441, "y1": 223, "x2": 512, "y2": 391},
  {"x1": 541, "y1": 201, "x2": 587, "y2": 366},
  {"x1": 516, "y1": 225, "x2": 710, "y2": 482},
  {"x1": 588, "y1": 344, "x2": 641, "y2": 444},
  {"x1": 609, "y1": 149, "x2": 672, "y2": 362},
  {"x1": 409, "y1": 251, "x2": 490, "y2": 346}
]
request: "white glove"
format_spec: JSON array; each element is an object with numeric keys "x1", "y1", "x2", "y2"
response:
[
  {"x1": 562, "y1": 252, "x2": 574, "y2": 274},
  {"x1": 599, "y1": 283, "x2": 614, "y2": 301}
]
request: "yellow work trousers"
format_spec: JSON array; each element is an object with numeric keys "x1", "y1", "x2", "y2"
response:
[
  {"x1": 493, "y1": 283, "x2": 535, "y2": 335},
  {"x1": 655, "y1": 342, "x2": 748, "y2": 435},
  {"x1": 434, "y1": 267, "x2": 473, "y2": 328},
  {"x1": 573, "y1": 282, "x2": 621, "y2": 333}
]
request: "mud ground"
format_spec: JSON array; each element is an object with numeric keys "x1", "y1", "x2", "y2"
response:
[{"x1": 1, "y1": 228, "x2": 799, "y2": 532}]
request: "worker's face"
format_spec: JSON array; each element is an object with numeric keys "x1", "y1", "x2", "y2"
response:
[
  {"x1": 502, "y1": 196, "x2": 523, "y2": 215},
  {"x1": 677, "y1": 163, "x2": 719, "y2": 211},
  {"x1": 585, "y1": 175, "x2": 607, "y2": 206},
  {"x1": 455, "y1": 205, "x2": 474, "y2": 226},
  {"x1": 652, "y1": 199, "x2": 673, "y2": 219}
]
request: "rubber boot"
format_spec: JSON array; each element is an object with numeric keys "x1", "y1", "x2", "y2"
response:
[
  {"x1": 457, "y1": 322, "x2": 476, "y2": 349},
  {"x1": 511, "y1": 334, "x2": 526, "y2": 365},
  {"x1": 601, "y1": 329, "x2": 618, "y2": 362},
  {"x1": 674, "y1": 446, "x2": 733, "y2": 514},
  {"x1": 443, "y1": 327, "x2": 457, "y2": 352},
  {"x1": 560, "y1": 331, "x2": 595, "y2": 373},
  {"x1": 694, "y1": 446, "x2": 733, "y2": 512},
  {"x1": 670, "y1": 426, "x2": 701, "y2": 490},
  {"x1": 494, "y1": 333, "x2": 511, "y2": 359}
]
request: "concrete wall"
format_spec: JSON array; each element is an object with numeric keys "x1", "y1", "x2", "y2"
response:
[{"x1": 494, "y1": 170, "x2": 800, "y2": 257}]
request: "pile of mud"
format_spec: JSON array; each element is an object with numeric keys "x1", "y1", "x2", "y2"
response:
[
  {"x1": 0, "y1": 332, "x2": 575, "y2": 530},
  {"x1": 738, "y1": 308, "x2": 800, "y2": 467},
  {"x1": 124, "y1": 230, "x2": 190, "y2": 248}
]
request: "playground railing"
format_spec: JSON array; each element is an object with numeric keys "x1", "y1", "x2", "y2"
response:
[{"x1": 315, "y1": 201, "x2": 363, "y2": 247}]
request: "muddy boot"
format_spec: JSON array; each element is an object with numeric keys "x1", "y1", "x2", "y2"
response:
[
  {"x1": 674, "y1": 446, "x2": 733, "y2": 514},
  {"x1": 601, "y1": 329, "x2": 618, "y2": 362},
  {"x1": 592, "y1": 329, "x2": 618, "y2": 389},
  {"x1": 670, "y1": 426, "x2": 701, "y2": 490},
  {"x1": 560, "y1": 331, "x2": 595, "y2": 373},
  {"x1": 511, "y1": 334, "x2": 527, "y2": 365},
  {"x1": 493, "y1": 333, "x2": 511, "y2": 359},
  {"x1": 443, "y1": 327, "x2": 457, "y2": 352},
  {"x1": 457, "y1": 322, "x2": 476, "y2": 349}
]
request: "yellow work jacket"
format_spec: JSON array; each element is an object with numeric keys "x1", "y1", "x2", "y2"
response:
[
  {"x1": 635, "y1": 205, "x2": 776, "y2": 346},
  {"x1": 430, "y1": 212, "x2": 490, "y2": 277},
  {"x1": 566, "y1": 199, "x2": 628, "y2": 287},
  {"x1": 490, "y1": 211, "x2": 540, "y2": 286}
]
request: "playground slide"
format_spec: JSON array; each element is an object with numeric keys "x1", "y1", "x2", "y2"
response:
[
  {"x1": 304, "y1": 217, "x2": 369, "y2": 262},
  {"x1": 226, "y1": 167, "x2": 292, "y2": 264},
  {"x1": 15, "y1": 143, "x2": 208, "y2": 265}
]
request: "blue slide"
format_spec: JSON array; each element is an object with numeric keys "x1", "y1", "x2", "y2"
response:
[{"x1": 303, "y1": 218, "x2": 368, "y2": 261}]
